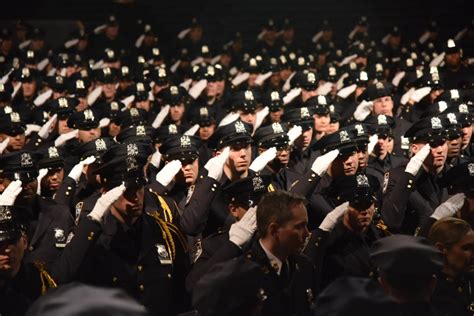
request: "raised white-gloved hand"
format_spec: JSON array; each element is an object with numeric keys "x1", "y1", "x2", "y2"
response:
[
  {"x1": 405, "y1": 144, "x2": 431, "y2": 176},
  {"x1": 287, "y1": 125, "x2": 303, "y2": 146},
  {"x1": 0, "y1": 137, "x2": 10, "y2": 154},
  {"x1": 367, "y1": 134, "x2": 378, "y2": 156},
  {"x1": 229, "y1": 206, "x2": 257, "y2": 248},
  {"x1": 319, "y1": 202, "x2": 349, "y2": 232},
  {"x1": 99, "y1": 117, "x2": 110, "y2": 128},
  {"x1": 68, "y1": 156, "x2": 96, "y2": 182},
  {"x1": 218, "y1": 112, "x2": 239, "y2": 127},
  {"x1": 353, "y1": 100, "x2": 373, "y2": 121},
  {"x1": 25, "y1": 124, "x2": 41, "y2": 137},
  {"x1": 184, "y1": 124, "x2": 200, "y2": 136},
  {"x1": 156, "y1": 160, "x2": 182, "y2": 187},
  {"x1": 38, "y1": 114, "x2": 57, "y2": 139},
  {"x1": 254, "y1": 106, "x2": 270, "y2": 130},
  {"x1": 36, "y1": 168, "x2": 48, "y2": 195},
  {"x1": 149, "y1": 150, "x2": 162, "y2": 169},
  {"x1": 151, "y1": 104, "x2": 170, "y2": 128},
  {"x1": 54, "y1": 130, "x2": 79, "y2": 147},
  {"x1": 311, "y1": 149, "x2": 339, "y2": 176},
  {"x1": 249, "y1": 147, "x2": 277, "y2": 172},
  {"x1": 431, "y1": 193, "x2": 466, "y2": 220},
  {"x1": 0, "y1": 180, "x2": 23, "y2": 206},
  {"x1": 205, "y1": 147, "x2": 230, "y2": 181},
  {"x1": 88, "y1": 184, "x2": 126, "y2": 222}
]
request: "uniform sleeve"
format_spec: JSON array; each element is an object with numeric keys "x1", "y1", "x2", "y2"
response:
[
  {"x1": 289, "y1": 169, "x2": 322, "y2": 198},
  {"x1": 53, "y1": 176, "x2": 77, "y2": 208},
  {"x1": 303, "y1": 228, "x2": 330, "y2": 292}
]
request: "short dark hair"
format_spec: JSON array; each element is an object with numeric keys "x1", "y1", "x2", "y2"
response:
[{"x1": 256, "y1": 190, "x2": 306, "y2": 237}]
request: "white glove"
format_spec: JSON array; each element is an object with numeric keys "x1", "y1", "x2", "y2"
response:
[
  {"x1": 218, "y1": 112, "x2": 239, "y2": 127},
  {"x1": 0, "y1": 180, "x2": 23, "y2": 206},
  {"x1": 249, "y1": 147, "x2": 277, "y2": 172},
  {"x1": 319, "y1": 202, "x2": 349, "y2": 232},
  {"x1": 287, "y1": 125, "x2": 303, "y2": 146},
  {"x1": 25, "y1": 124, "x2": 41, "y2": 136},
  {"x1": 36, "y1": 168, "x2": 48, "y2": 195},
  {"x1": 353, "y1": 100, "x2": 373, "y2": 121},
  {"x1": 405, "y1": 144, "x2": 431, "y2": 176},
  {"x1": 188, "y1": 79, "x2": 207, "y2": 99},
  {"x1": 156, "y1": 160, "x2": 182, "y2": 187},
  {"x1": 88, "y1": 184, "x2": 126, "y2": 222},
  {"x1": 205, "y1": 147, "x2": 230, "y2": 181},
  {"x1": 54, "y1": 130, "x2": 78, "y2": 147},
  {"x1": 38, "y1": 114, "x2": 57, "y2": 139},
  {"x1": 184, "y1": 124, "x2": 200, "y2": 136},
  {"x1": 229, "y1": 206, "x2": 257, "y2": 248},
  {"x1": 151, "y1": 105, "x2": 170, "y2": 128},
  {"x1": 68, "y1": 156, "x2": 96, "y2": 182},
  {"x1": 0, "y1": 137, "x2": 10, "y2": 154},
  {"x1": 431, "y1": 193, "x2": 466, "y2": 220},
  {"x1": 367, "y1": 134, "x2": 378, "y2": 155},
  {"x1": 311, "y1": 149, "x2": 339, "y2": 176},
  {"x1": 150, "y1": 150, "x2": 162, "y2": 169},
  {"x1": 99, "y1": 117, "x2": 110, "y2": 128},
  {"x1": 254, "y1": 106, "x2": 269, "y2": 130}
]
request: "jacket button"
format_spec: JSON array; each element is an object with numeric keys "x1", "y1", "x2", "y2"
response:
[
  {"x1": 167, "y1": 273, "x2": 172, "y2": 278},
  {"x1": 137, "y1": 265, "x2": 143, "y2": 272},
  {"x1": 139, "y1": 284, "x2": 144, "y2": 291},
  {"x1": 112, "y1": 277, "x2": 117, "y2": 282}
]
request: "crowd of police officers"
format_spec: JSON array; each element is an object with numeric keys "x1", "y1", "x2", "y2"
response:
[{"x1": 0, "y1": 13, "x2": 473, "y2": 316}]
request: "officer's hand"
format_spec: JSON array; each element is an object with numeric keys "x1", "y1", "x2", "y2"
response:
[
  {"x1": 149, "y1": 150, "x2": 162, "y2": 169},
  {"x1": 36, "y1": 168, "x2": 48, "y2": 195},
  {"x1": 54, "y1": 129, "x2": 79, "y2": 147},
  {"x1": 405, "y1": 144, "x2": 431, "y2": 176},
  {"x1": 353, "y1": 100, "x2": 373, "y2": 121},
  {"x1": 156, "y1": 160, "x2": 182, "y2": 187},
  {"x1": 254, "y1": 106, "x2": 269, "y2": 130},
  {"x1": 25, "y1": 124, "x2": 41, "y2": 137},
  {"x1": 205, "y1": 147, "x2": 230, "y2": 181},
  {"x1": 151, "y1": 105, "x2": 170, "y2": 129},
  {"x1": 287, "y1": 125, "x2": 303, "y2": 146},
  {"x1": 319, "y1": 202, "x2": 349, "y2": 232},
  {"x1": 431, "y1": 193, "x2": 466, "y2": 220},
  {"x1": 249, "y1": 147, "x2": 277, "y2": 172},
  {"x1": 88, "y1": 184, "x2": 126, "y2": 222},
  {"x1": 99, "y1": 117, "x2": 110, "y2": 128},
  {"x1": 218, "y1": 112, "x2": 239, "y2": 127},
  {"x1": 38, "y1": 114, "x2": 57, "y2": 139},
  {"x1": 229, "y1": 206, "x2": 257, "y2": 248},
  {"x1": 311, "y1": 149, "x2": 339, "y2": 176},
  {"x1": 0, "y1": 180, "x2": 23, "y2": 206},
  {"x1": 184, "y1": 124, "x2": 200, "y2": 136},
  {"x1": 68, "y1": 156, "x2": 96, "y2": 182},
  {"x1": 0, "y1": 137, "x2": 10, "y2": 154},
  {"x1": 367, "y1": 134, "x2": 378, "y2": 155}
]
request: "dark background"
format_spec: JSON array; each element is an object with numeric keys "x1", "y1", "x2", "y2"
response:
[{"x1": 0, "y1": 0, "x2": 471, "y2": 53}]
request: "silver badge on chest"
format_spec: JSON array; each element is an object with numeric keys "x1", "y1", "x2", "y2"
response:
[{"x1": 156, "y1": 244, "x2": 172, "y2": 265}]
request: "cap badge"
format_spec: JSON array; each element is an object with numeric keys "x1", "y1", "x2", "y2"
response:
[
  {"x1": 0, "y1": 206, "x2": 13, "y2": 222},
  {"x1": 48, "y1": 147, "x2": 59, "y2": 158},
  {"x1": 130, "y1": 108, "x2": 139, "y2": 117},
  {"x1": 270, "y1": 91, "x2": 280, "y2": 101},
  {"x1": 339, "y1": 130, "x2": 350, "y2": 143},
  {"x1": 298, "y1": 57, "x2": 305, "y2": 66},
  {"x1": 447, "y1": 39, "x2": 456, "y2": 48},
  {"x1": 27, "y1": 50, "x2": 34, "y2": 59},
  {"x1": 317, "y1": 95, "x2": 327, "y2": 105},
  {"x1": 207, "y1": 66, "x2": 215, "y2": 76},
  {"x1": 468, "y1": 163, "x2": 474, "y2": 176},
  {"x1": 355, "y1": 124, "x2": 365, "y2": 136},
  {"x1": 430, "y1": 117, "x2": 442, "y2": 130},
  {"x1": 329, "y1": 67, "x2": 336, "y2": 76},
  {"x1": 447, "y1": 113, "x2": 458, "y2": 125},
  {"x1": 58, "y1": 98, "x2": 68, "y2": 108},
  {"x1": 375, "y1": 82, "x2": 384, "y2": 89},
  {"x1": 375, "y1": 63, "x2": 383, "y2": 72},
  {"x1": 158, "y1": 68, "x2": 166, "y2": 77},
  {"x1": 126, "y1": 144, "x2": 139, "y2": 171},
  {"x1": 136, "y1": 125, "x2": 146, "y2": 136},
  {"x1": 356, "y1": 174, "x2": 370, "y2": 188},
  {"x1": 110, "y1": 102, "x2": 119, "y2": 111},
  {"x1": 249, "y1": 58, "x2": 257, "y2": 67},
  {"x1": 201, "y1": 45, "x2": 209, "y2": 54},
  {"x1": 137, "y1": 56, "x2": 145, "y2": 63},
  {"x1": 271, "y1": 123, "x2": 284, "y2": 134},
  {"x1": 169, "y1": 124, "x2": 178, "y2": 134},
  {"x1": 84, "y1": 109, "x2": 95, "y2": 121},
  {"x1": 95, "y1": 138, "x2": 107, "y2": 151},
  {"x1": 56, "y1": 76, "x2": 63, "y2": 84},
  {"x1": 137, "y1": 82, "x2": 145, "y2": 92},
  {"x1": 170, "y1": 86, "x2": 179, "y2": 95},
  {"x1": 245, "y1": 90, "x2": 254, "y2": 101},
  {"x1": 438, "y1": 101, "x2": 448, "y2": 112},
  {"x1": 103, "y1": 67, "x2": 111, "y2": 76},
  {"x1": 121, "y1": 66, "x2": 129, "y2": 75},
  {"x1": 199, "y1": 107, "x2": 209, "y2": 117},
  {"x1": 10, "y1": 112, "x2": 20, "y2": 123},
  {"x1": 406, "y1": 58, "x2": 414, "y2": 67},
  {"x1": 300, "y1": 107, "x2": 310, "y2": 119},
  {"x1": 20, "y1": 152, "x2": 33, "y2": 168},
  {"x1": 180, "y1": 135, "x2": 191, "y2": 148},
  {"x1": 450, "y1": 89, "x2": 460, "y2": 99},
  {"x1": 234, "y1": 121, "x2": 247, "y2": 133},
  {"x1": 22, "y1": 67, "x2": 30, "y2": 77},
  {"x1": 459, "y1": 104, "x2": 468, "y2": 114},
  {"x1": 360, "y1": 71, "x2": 368, "y2": 81},
  {"x1": 329, "y1": 105, "x2": 335, "y2": 113},
  {"x1": 377, "y1": 115, "x2": 388, "y2": 125},
  {"x1": 76, "y1": 80, "x2": 85, "y2": 89},
  {"x1": 252, "y1": 176, "x2": 265, "y2": 191},
  {"x1": 106, "y1": 49, "x2": 115, "y2": 59},
  {"x1": 152, "y1": 48, "x2": 160, "y2": 56}
]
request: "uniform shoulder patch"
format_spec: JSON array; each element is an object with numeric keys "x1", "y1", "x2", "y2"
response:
[
  {"x1": 383, "y1": 172, "x2": 390, "y2": 194},
  {"x1": 192, "y1": 239, "x2": 203, "y2": 263}
]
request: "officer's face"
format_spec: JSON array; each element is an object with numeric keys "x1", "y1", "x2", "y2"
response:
[
  {"x1": 22, "y1": 81, "x2": 36, "y2": 98},
  {"x1": 206, "y1": 81, "x2": 218, "y2": 97},
  {"x1": 136, "y1": 100, "x2": 151, "y2": 112},
  {"x1": 276, "y1": 146, "x2": 290, "y2": 166},
  {"x1": 78, "y1": 128, "x2": 101, "y2": 143},
  {"x1": 227, "y1": 143, "x2": 251, "y2": 174},
  {"x1": 442, "y1": 231, "x2": 474, "y2": 276},
  {"x1": 239, "y1": 111, "x2": 256, "y2": 128},
  {"x1": 372, "y1": 96, "x2": 393, "y2": 116},
  {"x1": 111, "y1": 186, "x2": 144, "y2": 224},
  {"x1": 198, "y1": 124, "x2": 215, "y2": 141},
  {"x1": 248, "y1": 74, "x2": 258, "y2": 87},
  {"x1": 176, "y1": 158, "x2": 199, "y2": 186},
  {"x1": 314, "y1": 114, "x2": 330, "y2": 134},
  {"x1": 445, "y1": 52, "x2": 461, "y2": 68},
  {"x1": 275, "y1": 202, "x2": 309, "y2": 254},
  {"x1": 102, "y1": 83, "x2": 116, "y2": 99},
  {"x1": 269, "y1": 109, "x2": 283, "y2": 123},
  {"x1": 345, "y1": 203, "x2": 375, "y2": 233},
  {"x1": 3, "y1": 176, "x2": 37, "y2": 203},
  {"x1": 170, "y1": 104, "x2": 185, "y2": 122},
  {"x1": 41, "y1": 168, "x2": 64, "y2": 194},
  {"x1": 108, "y1": 122, "x2": 121, "y2": 137},
  {"x1": 76, "y1": 98, "x2": 88, "y2": 112},
  {"x1": 0, "y1": 133, "x2": 25, "y2": 152},
  {"x1": 0, "y1": 235, "x2": 27, "y2": 279},
  {"x1": 105, "y1": 25, "x2": 119, "y2": 39},
  {"x1": 356, "y1": 148, "x2": 369, "y2": 170},
  {"x1": 326, "y1": 121, "x2": 340, "y2": 134},
  {"x1": 373, "y1": 135, "x2": 391, "y2": 158},
  {"x1": 294, "y1": 128, "x2": 313, "y2": 150},
  {"x1": 301, "y1": 89, "x2": 317, "y2": 102},
  {"x1": 426, "y1": 142, "x2": 448, "y2": 170},
  {"x1": 331, "y1": 152, "x2": 358, "y2": 177},
  {"x1": 57, "y1": 119, "x2": 72, "y2": 135},
  {"x1": 461, "y1": 125, "x2": 473, "y2": 150},
  {"x1": 447, "y1": 136, "x2": 462, "y2": 158}
]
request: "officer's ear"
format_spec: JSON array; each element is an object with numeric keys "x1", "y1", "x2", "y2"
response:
[
  {"x1": 434, "y1": 241, "x2": 447, "y2": 255},
  {"x1": 258, "y1": 148, "x2": 265, "y2": 155},
  {"x1": 410, "y1": 143, "x2": 420, "y2": 155},
  {"x1": 268, "y1": 222, "x2": 280, "y2": 238}
]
